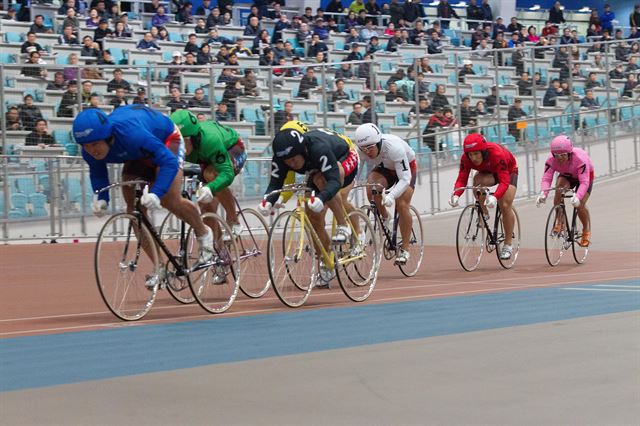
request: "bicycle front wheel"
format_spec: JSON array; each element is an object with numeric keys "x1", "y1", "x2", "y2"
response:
[
  {"x1": 159, "y1": 212, "x2": 195, "y2": 304},
  {"x1": 456, "y1": 205, "x2": 485, "y2": 272},
  {"x1": 189, "y1": 213, "x2": 240, "y2": 314},
  {"x1": 398, "y1": 206, "x2": 424, "y2": 277},
  {"x1": 496, "y1": 206, "x2": 521, "y2": 269},
  {"x1": 267, "y1": 210, "x2": 316, "y2": 308},
  {"x1": 237, "y1": 208, "x2": 271, "y2": 298},
  {"x1": 336, "y1": 209, "x2": 380, "y2": 302},
  {"x1": 95, "y1": 213, "x2": 159, "y2": 321},
  {"x1": 571, "y1": 209, "x2": 589, "y2": 264},
  {"x1": 544, "y1": 205, "x2": 567, "y2": 267}
]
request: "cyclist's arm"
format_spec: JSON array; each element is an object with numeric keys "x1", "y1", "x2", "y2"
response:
[
  {"x1": 574, "y1": 159, "x2": 591, "y2": 200},
  {"x1": 387, "y1": 149, "x2": 412, "y2": 199},
  {"x1": 280, "y1": 171, "x2": 296, "y2": 203},
  {"x1": 540, "y1": 158, "x2": 555, "y2": 197},
  {"x1": 264, "y1": 158, "x2": 288, "y2": 204},
  {"x1": 146, "y1": 136, "x2": 179, "y2": 199},
  {"x1": 204, "y1": 148, "x2": 235, "y2": 194},
  {"x1": 313, "y1": 148, "x2": 342, "y2": 202},
  {"x1": 453, "y1": 159, "x2": 471, "y2": 197},
  {"x1": 83, "y1": 151, "x2": 110, "y2": 202}
]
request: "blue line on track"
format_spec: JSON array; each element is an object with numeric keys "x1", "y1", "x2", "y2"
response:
[{"x1": 1, "y1": 279, "x2": 638, "y2": 392}]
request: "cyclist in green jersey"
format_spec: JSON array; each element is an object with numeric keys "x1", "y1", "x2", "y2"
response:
[{"x1": 170, "y1": 110, "x2": 247, "y2": 236}]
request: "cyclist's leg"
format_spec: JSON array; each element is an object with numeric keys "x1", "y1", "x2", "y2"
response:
[
  {"x1": 306, "y1": 204, "x2": 331, "y2": 254},
  {"x1": 472, "y1": 172, "x2": 495, "y2": 217},
  {"x1": 498, "y1": 184, "x2": 517, "y2": 246},
  {"x1": 311, "y1": 167, "x2": 348, "y2": 228},
  {"x1": 554, "y1": 175, "x2": 571, "y2": 205},
  {"x1": 368, "y1": 168, "x2": 392, "y2": 221},
  {"x1": 577, "y1": 191, "x2": 591, "y2": 233},
  {"x1": 160, "y1": 168, "x2": 208, "y2": 237},
  {"x1": 202, "y1": 165, "x2": 239, "y2": 227},
  {"x1": 397, "y1": 187, "x2": 415, "y2": 251},
  {"x1": 121, "y1": 162, "x2": 157, "y2": 261}
]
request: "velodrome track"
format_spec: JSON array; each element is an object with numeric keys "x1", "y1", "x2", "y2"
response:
[{"x1": 0, "y1": 172, "x2": 638, "y2": 425}]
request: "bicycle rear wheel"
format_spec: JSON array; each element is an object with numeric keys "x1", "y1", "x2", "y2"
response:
[
  {"x1": 496, "y1": 206, "x2": 521, "y2": 269},
  {"x1": 159, "y1": 212, "x2": 195, "y2": 304},
  {"x1": 336, "y1": 209, "x2": 380, "y2": 302},
  {"x1": 95, "y1": 213, "x2": 159, "y2": 321},
  {"x1": 571, "y1": 209, "x2": 589, "y2": 264},
  {"x1": 544, "y1": 205, "x2": 567, "y2": 267},
  {"x1": 267, "y1": 210, "x2": 315, "y2": 308},
  {"x1": 237, "y1": 208, "x2": 271, "y2": 298},
  {"x1": 189, "y1": 212, "x2": 240, "y2": 314},
  {"x1": 398, "y1": 206, "x2": 424, "y2": 277},
  {"x1": 456, "y1": 205, "x2": 485, "y2": 272}
]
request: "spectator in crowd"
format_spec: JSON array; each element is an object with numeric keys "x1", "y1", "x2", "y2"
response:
[
  {"x1": 347, "y1": 102, "x2": 364, "y2": 125},
  {"x1": 20, "y1": 94, "x2": 45, "y2": 129},
  {"x1": 272, "y1": 39, "x2": 287, "y2": 61},
  {"x1": 177, "y1": 1, "x2": 193, "y2": 24},
  {"x1": 349, "y1": 0, "x2": 366, "y2": 14},
  {"x1": 63, "y1": 53, "x2": 80, "y2": 82},
  {"x1": 184, "y1": 33, "x2": 200, "y2": 54},
  {"x1": 386, "y1": 81, "x2": 407, "y2": 102},
  {"x1": 473, "y1": 38, "x2": 492, "y2": 57},
  {"x1": 543, "y1": 78, "x2": 564, "y2": 106},
  {"x1": 244, "y1": 16, "x2": 261, "y2": 37},
  {"x1": 507, "y1": 17, "x2": 524, "y2": 33},
  {"x1": 345, "y1": 28, "x2": 363, "y2": 47},
  {"x1": 335, "y1": 61, "x2": 354, "y2": 80},
  {"x1": 389, "y1": 0, "x2": 404, "y2": 25},
  {"x1": 615, "y1": 41, "x2": 630, "y2": 62},
  {"x1": 206, "y1": 7, "x2": 225, "y2": 27},
  {"x1": 6, "y1": 106, "x2": 22, "y2": 130},
  {"x1": 314, "y1": 18, "x2": 329, "y2": 40},
  {"x1": 144, "y1": 0, "x2": 161, "y2": 13},
  {"x1": 218, "y1": 0, "x2": 234, "y2": 16},
  {"x1": 627, "y1": 56, "x2": 639, "y2": 73},
  {"x1": 81, "y1": 80, "x2": 93, "y2": 104},
  {"x1": 182, "y1": 52, "x2": 199, "y2": 68},
  {"x1": 30, "y1": 14, "x2": 53, "y2": 34},
  {"x1": 132, "y1": 87, "x2": 150, "y2": 106},
  {"x1": 403, "y1": 0, "x2": 425, "y2": 24},
  {"x1": 197, "y1": 43, "x2": 215, "y2": 64},
  {"x1": 357, "y1": 53, "x2": 373, "y2": 83},
  {"x1": 622, "y1": 73, "x2": 638, "y2": 98},
  {"x1": 59, "y1": 25, "x2": 79, "y2": 45},
  {"x1": 232, "y1": 38, "x2": 253, "y2": 57},
  {"x1": 152, "y1": 6, "x2": 171, "y2": 28},
  {"x1": 458, "y1": 96, "x2": 475, "y2": 127},
  {"x1": 110, "y1": 87, "x2": 128, "y2": 109},
  {"x1": 21, "y1": 51, "x2": 47, "y2": 79},
  {"x1": 308, "y1": 33, "x2": 328, "y2": 57},
  {"x1": 189, "y1": 87, "x2": 211, "y2": 107},
  {"x1": 517, "y1": 71, "x2": 532, "y2": 96},
  {"x1": 584, "y1": 72, "x2": 602, "y2": 90},
  {"x1": 107, "y1": 68, "x2": 132, "y2": 92},
  {"x1": 297, "y1": 67, "x2": 318, "y2": 99},
  {"x1": 85, "y1": 92, "x2": 101, "y2": 108},
  {"x1": 93, "y1": 19, "x2": 112, "y2": 49},
  {"x1": 526, "y1": 26, "x2": 540, "y2": 42},
  {"x1": 534, "y1": 71, "x2": 546, "y2": 89},
  {"x1": 437, "y1": 0, "x2": 459, "y2": 30},
  {"x1": 467, "y1": 0, "x2": 484, "y2": 29},
  {"x1": 492, "y1": 17, "x2": 507, "y2": 38},
  {"x1": 57, "y1": 0, "x2": 75, "y2": 15},
  {"x1": 62, "y1": 7, "x2": 80, "y2": 34},
  {"x1": 485, "y1": 86, "x2": 508, "y2": 112},
  {"x1": 331, "y1": 79, "x2": 351, "y2": 109},
  {"x1": 360, "y1": 19, "x2": 377, "y2": 42},
  {"x1": 259, "y1": 48, "x2": 276, "y2": 66},
  {"x1": 481, "y1": 0, "x2": 493, "y2": 21},
  {"x1": 423, "y1": 108, "x2": 454, "y2": 151},
  {"x1": 273, "y1": 101, "x2": 294, "y2": 129},
  {"x1": 609, "y1": 63, "x2": 626, "y2": 80},
  {"x1": 155, "y1": 26, "x2": 169, "y2": 41},
  {"x1": 427, "y1": 32, "x2": 443, "y2": 54},
  {"x1": 268, "y1": 2, "x2": 284, "y2": 19},
  {"x1": 26, "y1": 119, "x2": 56, "y2": 147},
  {"x1": 386, "y1": 28, "x2": 403, "y2": 52},
  {"x1": 365, "y1": 0, "x2": 381, "y2": 15},
  {"x1": 215, "y1": 45, "x2": 230, "y2": 64},
  {"x1": 326, "y1": 0, "x2": 344, "y2": 15},
  {"x1": 218, "y1": 67, "x2": 237, "y2": 84},
  {"x1": 579, "y1": 89, "x2": 599, "y2": 109},
  {"x1": 85, "y1": 8, "x2": 101, "y2": 28},
  {"x1": 512, "y1": 43, "x2": 525, "y2": 75},
  {"x1": 458, "y1": 59, "x2": 475, "y2": 83},
  {"x1": 166, "y1": 86, "x2": 189, "y2": 112},
  {"x1": 475, "y1": 100, "x2": 489, "y2": 116},
  {"x1": 410, "y1": 21, "x2": 426, "y2": 44},
  {"x1": 600, "y1": 4, "x2": 615, "y2": 34},
  {"x1": 344, "y1": 11, "x2": 358, "y2": 31},
  {"x1": 367, "y1": 36, "x2": 382, "y2": 54},
  {"x1": 409, "y1": 97, "x2": 433, "y2": 116},
  {"x1": 362, "y1": 95, "x2": 378, "y2": 124},
  {"x1": 559, "y1": 27, "x2": 575, "y2": 45},
  {"x1": 632, "y1": 4, "x2": 640, "y2": 27},
  {"x1": 492, "y1": 31, "x2": 508, "y2": 65},
  {"x1": 222, "y1": 80, "x2": 243, "y2": 117},
  {"x1": 240, "y1": 69, "x2": 259, "y2": 96},
  {"x1": 196, "y1": 0, "x2": 213, "y2": 16},
  {"x1": 346, "y1": 43, "x2": 364, "y2": 61},
  {"x1": 507, "y1": 99, "x2": 527, "y2": 140},
  {"x1": 629, "y1": 27, "x2": 640, "y2": 40},
  {"x1": 21, "y1": 32, "x2": 45, "y2": 54},
  {"x1": 207, "y1": 28, "x2": 232, "y2": 46},
  {"x1": 549, "y1": 1, "x2": 566, "y2": 25},
  {"x1": 98, "y1": 49, "x2": 116, "y2": 65},
  {"x1": 431, "y1": 84, "x2": 449, "y2": 110},
  {"x1": 215, "y1": 101, "x2": 233, "y2": 121},
  {"x1": 81, "y1": 35, "x2": 101, "y2": 58},
  {"x1": 47, "y1": 72, "x2": 67, "y2": 90}
]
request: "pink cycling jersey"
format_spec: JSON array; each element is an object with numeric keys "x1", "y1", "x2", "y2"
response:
[{"x1": 540, "y1": 147, "x2": 594, "y2": 200}]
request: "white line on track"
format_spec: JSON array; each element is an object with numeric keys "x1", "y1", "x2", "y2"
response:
[
  {"x1": 2, "y1": 274, "x2": 639, "y2": 337},
  {"x1": 562, "y1": 288, "x2": 640, "y2": 292},
  {"x1": 593, "y1": 284, "x2": 640, "y2": 288}
]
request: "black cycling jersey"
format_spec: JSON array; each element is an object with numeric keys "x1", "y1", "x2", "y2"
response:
[{"x1": 265, "y1": 129, "x2": 352, "y2": 203}]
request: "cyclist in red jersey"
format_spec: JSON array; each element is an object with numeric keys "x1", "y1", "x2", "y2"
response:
[{"x1": 449, "y1": 133, "x2": 519, "y2": 259}]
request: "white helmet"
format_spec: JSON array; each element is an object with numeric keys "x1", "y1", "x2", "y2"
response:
[{"x1": 355, "y1": 123, "x2": 382, "y2": 148}]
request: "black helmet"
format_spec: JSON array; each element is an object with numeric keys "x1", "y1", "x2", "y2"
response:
[{"x1": 272, "y1": 128, "x2": 306, "y2": 159}]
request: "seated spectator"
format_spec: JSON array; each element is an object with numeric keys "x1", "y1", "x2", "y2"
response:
[
  {"x1": 416, "y1": 72, "x2": 429, "y2": 95},
  {"x1": 272, "y1": 39, "x2": 288, "y2": 61},
  {"x1": 417, "y1": 57, "x2": 434, "y2": 74},
  {"x1": 622, "y1": 74, "x2": 638, "y2": 98},
  {"x1": 26, "y1": 119, "x2": 55, "y2": 147},
  {"x1": 365, "y1": 0, "x2": 381, "y2": 15},
  {"x1": 107, "y1": 68, "x2": 132, "y2": 92},
  {"x1": 30, "y1": 14, "x2": 53, "y2": 34},
  {"x1": 533, "y1": 71, "x2": 546, "y2": 89},
  {"x1": 21, "y1": 32, "x2": 45, "y2": 54},
  {"x1": 113, "y1": 21, "x2": 132, "y2": 38},
  {"x1": 22, "y1": 51, "x2": 46, "y2": 79},
  {"x1": 386, "y1": 29, "x2": 403, "y2": 52},
  {"x1": 367, "y1": 36, "x2": 382, "y2": 55},
  {"x1": 460, "y1": 97, "x2": 475, "y2": 127},
  {"x1": 475, "y1": 100, "x2": 488, "y2": 116},
  {"x1": 517, "y1": 72, "x2": 532, "y2": 96},
  {"x1": 274, "y1": 101, "x2": 294, "y2": 129},
  {"x1": 584, "y1": 72, "x2": 602, "y2": 90},
  {"x1": 183, "y1": 52, "x2": 199, "y2": 68},
  {"x1": 218, "y1": 67, "x2": 237, "y2": 84},
  {"x1": 485, "y1": 86, "x2": 508, "y2": 112},
  {"x1": 410, "y1": 21, "x2": 426, "y2": 44},
  {"x1": 286, "y1": 57, "x2": 305, "y2": 77},
  {"x1": 314, "y1": 18, "x2": 329, "y2": 40},
  {"x1": 346, "y1": 43, "x2": 364, "y2": 61},
  {"x1": 543, "y1": 79, "x2": 564, "y2": 107},
  {"x1": 196, "y1": 0, "x2": 213, "y2": 16},
  {"x1": 580, "y1": 89, "x2": 599, "y2": 109},
  {"x1": 331, "y1": 79, "x2": 351, "y2": 108},
  {"x1": 98, "y1": 49, "x2": 116, "y2": 65},
  {"x1": 386, "y1": 81, "x2": 407, "y2": 102},
  {"x1": 473, "y1": 38, "x2": 492, "y2": 57},
  {"x1": 347, "y1": 102, "x2": 364, "y2": 125},
  {"x1": 458, "y1": 59, "x2": 475, "y2": 83},
  {"x1": 5, "y1": 106, "x2": 22, "y2": 130},
  {"x1": 216, "y1": 45, "x2": 231, "y2": 64},
  {"x1": 59, "y1": 25, "x2": 79, "y2": 45},
  {"x1": 409, "y1": 97, "x2": 434, "y2": 116},
  {"x1": 345, "y1": 27, "x2": 363, "y2": 47},
  {"x1": 85, "y1": 93, "x2": 101, "y2": 108},
  {"x1": 165, "y1": 52, "x2": 186, "y2": 86},
  {"x1": 81, "y1": 80, "x2": 93, "y2": 104},
  {"x1": 184, "y1": 33, "x2": 200, "y2": 55},
  {"x1": 252, "y1": 30, "x2": 271, "y2": 55},
  {"x1": 144, "y1": 0, "x2": 161, "y2": 13},
  {"x1": 110, "y1": 87, "x2": 128, "y2": 109},
  {"x1": 93, "y1": 19, "x2": 112, "y2": 49},
  {"x1": 63, "y1": 53, "x2": 80, "y2": 82},
  {"x1": 80, "y1": 36, "x2": 101, "y2": 58},
  {"x1": 166, "y1": 86, "x2": 189, "y2": 113},
  {"x1": 240, "y1": 69, "x2": 259, "y2": 96},
  {"x1": 195, "y1": 18, "x2": 208, "y2": 34},
  {"x1": 360, "y1": 19, "x2": 377, "y2": 42},
  {"x1": 207, "y1": 29, "x2": 233, "y2": 46},
  {"x1": 222, "y1": 80, "x2": 243, "y2": 117},
  {"x1": 244, "y1": 16, "x2": 261, "y2": 37},
  {"x1": 155, "y1": 27, "x2": 169, "y2": 41},
  {"x1": 356, "y1": 10, "x2": 368, "y2": 26},
  {"x1": 197, "y1": 44, "x2": 215, "y2": 64},
  {"x1": 297, "y1": 67, "x2": 318, "y2": 98},
  {"x1": 215, "y1": 101, "x2": 233, "y2": 121},
  {"x1": 47, "y1": 72, "x2": 67, "y2": 90},
  {"x1": 152, "y1": 6, "x2": 171, "y2": 28},
  {"x1": 526, "y1": 26, "x2": 540, "y2": 42},
  {"x1": 57, "y1": 0, "x2": 75, "y2": 15},
  {"x1": 206, "y1": 7, "x2": 226, "y2": 28},
  {"x1": 132, "y1": 87, "x2": 150, "y2": 106},
  {"x1": 609, "y1": 63, "x2": 626, "y2": 80},
  {"x1": 335, "y1": 61, "x2": 354, "y2": 80},
  {"x1": 362, "y1": 95, "x2": 377, "y2": 124},
  {"x1": 427, "y1": 32, "x2": 443, "y2": 54},
  {"x1": 437, "y1": 0, "x2": 459, "y2": 30},
  {"x1": 297, "y1": 23, "x2": 313, "y2": 47},
  {"x1": 507, "y1": 99, "x2": 527, "y2": 139},
  {"x1": 226, "y1": 52, "x2": 242, "y2": 70},
  {"x1": 189, "y1": 87, "x2": 211, "y2": 107},
  {"x1": 176, "y1": 2, "x2": 193, "y2": 24},
  {"x1": 273, "y1": 15, "x2": 291, "y2": 43},
  {"x1": 627, "y1": 57, "x2": 639, "y2": 73},
  {"x1": 308, "y1": 34, "x2": 328, "y2": 58},
  {"x1": 422, "y1": 108, "x2": 454, "y2": 151},
  {"x1": 512, "y1": 43, "x2": 525, "y2": 75},
  {"x1": 86, "y1": 8, "x2": 101, "y2": 28},
  {"x1": 344, "y1": 11, "x2": 358, "y2": 31},
  {"x1": 431, "y1": 85, "x2": 449, "y2": 110},
  {"x1": 357, "y1": 53, "x2": 372, "y2": 83}
]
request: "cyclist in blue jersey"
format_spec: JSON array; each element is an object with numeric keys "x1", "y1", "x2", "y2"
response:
[{"x1": 72, "y1": 105, "x2": 214, "y2": 266}]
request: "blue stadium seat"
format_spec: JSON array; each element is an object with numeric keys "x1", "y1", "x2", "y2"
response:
[
  {"x1": 14, "y1": 177, "x2": 37, "y2": 194},
  {"x1": 169, "y1": 33, "x2": 184, "y2": 42},
  {"x1": 65, "y1": 143, "x2": 79, "y2": 156},
  {"x1": 5, "y1": 32, "x2": 22, "y2": 43},
  {"x1": 29, "y1": 193, "x2": 48, "y2": 217},
  {"x1": 53, "y1": 130, "x2": 71, "y2": 145},
  {"x1": 10, "y1": 193, "x2": 28, "y2": 216},
  {"x1": 395, "y1": 112, "x2": 409, "y2": 126}
]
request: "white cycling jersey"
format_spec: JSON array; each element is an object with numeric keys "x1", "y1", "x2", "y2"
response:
[{"x1": 360, "y1": 133, "x2": 416, "y2": 199}]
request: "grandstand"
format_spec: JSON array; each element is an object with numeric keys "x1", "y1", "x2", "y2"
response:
[{"x1": 1, "y1": 0, "x2": 639, "y2": 240}]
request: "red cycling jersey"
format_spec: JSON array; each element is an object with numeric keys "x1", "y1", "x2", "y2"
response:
[{"x1": 454, "y1": 142, "x2": 518, "y2": 199}]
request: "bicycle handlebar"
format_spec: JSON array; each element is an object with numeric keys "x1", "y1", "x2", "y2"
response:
[
  {"x1": 545, "y1": 187, "x2": 575, "y2": 197},
  {"x1": 454, "y1": 186, "x2": 493, "y2": 195},
  {"x1": 352, "y1": 183, "x2": 386, "y2": 192},
  {"x1": 263, "y1": 183, "x2": 314, "y2": 199},
  {"x1": 93, "y1": 180, "x2": 149, "y2": 199}
]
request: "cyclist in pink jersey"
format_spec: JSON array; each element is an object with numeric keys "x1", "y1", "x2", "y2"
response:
[{"x1": 536, "y1": 135, "x2": 594, "y2": 247}]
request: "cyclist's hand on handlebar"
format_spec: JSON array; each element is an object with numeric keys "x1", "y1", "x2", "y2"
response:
[
  {"x1": 273, "y1": 196, "x2": 286, "y2": 209},
  {"x1": 535, "y1": 192, "x2": 547, "y2": 207},
  {"x1": 570, "y1": 195, "x2": 580, "y2": 208},
  {"x1": 258, "y1": 199, "x2": 272, "y2": 216},
  {"x1": 141, "y1": 186, "x2": 161, "y2": 210},
  {"x1": 196, "y1": 186, "x2": 214, "y2": 204},
  {"x1": 448, "y1": 194, "x2": 459, "y2": 207},
  {"x1": 485, "y1": 195, "x2": 497, "y2": 209},
  {"x1": 307, "y1": 195, "x2": 324, "y2": 213},
  {"x1": 91, "y1": 199, "x2": 108, "y2": 218},
  {"x1": 382, "y1": 192, "x2": 394, "y2": 207}
]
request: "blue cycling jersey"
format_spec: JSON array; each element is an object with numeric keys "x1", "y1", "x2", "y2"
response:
[{"x1": 82, "y1": 105, "x2": 178, "y2": 202}]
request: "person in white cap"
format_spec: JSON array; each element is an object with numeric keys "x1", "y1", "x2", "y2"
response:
[
  {"x1": 354, "y1": 123, "x2": 417, "y2": 264},
  {"x1": 458, "y1": 59, "x2": 475, "y2": 83}
]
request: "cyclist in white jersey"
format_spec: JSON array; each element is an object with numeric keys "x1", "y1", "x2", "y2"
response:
[{"x1": 355, "y1": 123, "x2": 417, "y2": 264}]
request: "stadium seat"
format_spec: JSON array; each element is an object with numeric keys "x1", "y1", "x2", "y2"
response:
[
  {"x1": 10, "y1": 193, "x2": 28, "y2": 216},
  {"x1": 53, "y1": 130, "x2": 72, "y2": 145},
  {"x1": 169, "y1": 33, "x2": 184, "y2": 42},
  {"x1": 29, "y1": 193, "x2": 48, "y2": 217},
  {"x1": 395, "y1": 112, "x2": 409, "y2": 126},
  {"x1": 5, "y1": 32, "x2": 22, "y2": 43},
  {"x1": 14, "y1": 177, "x2": 37, "y2": 194},
  {"x1": 65, "y1": 143, "x2": 79, "y2": 156}
]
